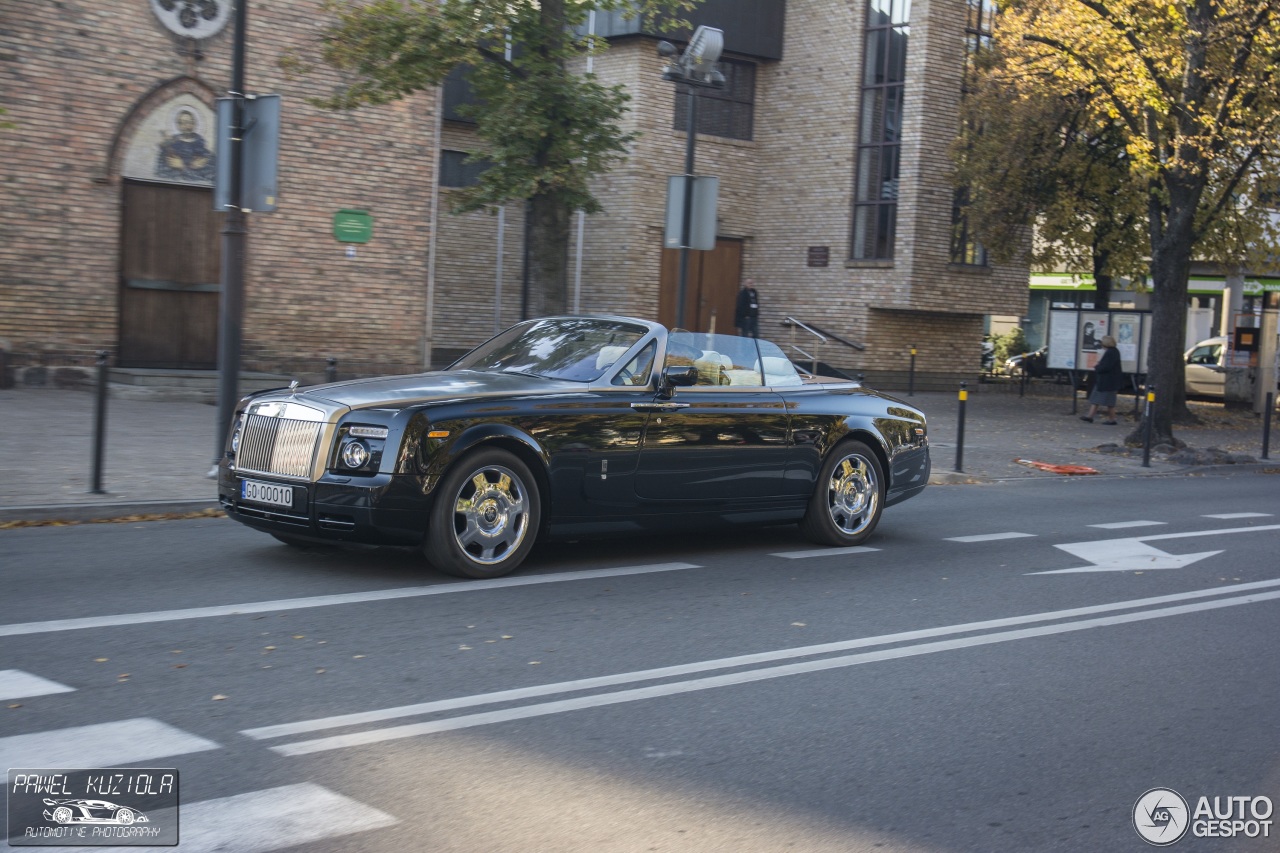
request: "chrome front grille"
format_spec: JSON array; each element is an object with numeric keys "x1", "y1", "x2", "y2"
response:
[{"x1": 236, "y1": 415, "x2": 323, "y2": 479}]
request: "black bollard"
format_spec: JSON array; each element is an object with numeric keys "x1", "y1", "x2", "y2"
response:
[
  {"x1": 326, "y1": 357, "x2": 337, "y2": 384},
  {"x1": 1263, "y1": 391, "x2": 1274, "y2": 460},
  {"x1": 908, "y1": 345, "x2": 916, "y2": 397},
  {"x1": 1141, "y1": 384, "x2": 1155, "y2": 468},
  {"x1": 90, "y1": 350, "x2": 108, "y2": 494},
  {"x1": 955, "y1": 381, "x2": 968, "y2": 473}
]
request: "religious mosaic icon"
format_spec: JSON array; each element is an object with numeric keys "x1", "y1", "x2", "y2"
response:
[
  {"x1": 122, "y1": 96, "x2": 218, "y2": 186},
  {"x1": 149, "y1": 0, "x2": 231, "y2": 40}
]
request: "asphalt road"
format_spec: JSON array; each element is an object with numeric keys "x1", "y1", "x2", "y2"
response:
[{"x1": 3, "y1": 472, "x2": 1279, "y2": 852}]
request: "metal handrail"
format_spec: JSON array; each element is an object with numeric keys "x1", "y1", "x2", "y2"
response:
[
  {"x1": 782, "y1": 317, "x2": 866, "y2": 352},
  {"x1": 789, "y1": 344, "x2": 818, "y2": 376}
]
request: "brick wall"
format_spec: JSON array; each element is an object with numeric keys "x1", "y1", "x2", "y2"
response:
[{"x1": 0, "y1": 0, "x2": 437, "y2": 377}]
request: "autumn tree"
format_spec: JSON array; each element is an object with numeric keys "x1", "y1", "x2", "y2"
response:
[
  {"x1": 291, "y1": 0, "x2": 695, "y2": 318},
  {"x1": 963, "y1": 0, "x2": 1280, "y2": 446}
]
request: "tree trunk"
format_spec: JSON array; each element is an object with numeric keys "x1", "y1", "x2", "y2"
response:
[
  {"x1": 1127, "y1": 184, "x2": 1199, "y2": 446},
  {"x1": 524, "y1": 191, "x2": 572, "y2": 318}
]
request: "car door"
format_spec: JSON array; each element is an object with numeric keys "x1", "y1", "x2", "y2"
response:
[
  {"x1": 633, "y1": 333, "x2": 793, "y2": 502},
  {"x1": 1185, "y1": 342, "x2": 1224, "y2": 396}
]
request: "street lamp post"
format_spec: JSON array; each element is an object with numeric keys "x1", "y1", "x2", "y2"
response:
[{"x1": 659, "y1": 27, "x2": 725, "y2": 331}]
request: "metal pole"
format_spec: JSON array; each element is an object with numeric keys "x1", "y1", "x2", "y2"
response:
[
  {"x1": 1263, "y1": 391, "x2": 1274, "y2": 460},
  {"x1": 1141, "y1": 384, "x2": 1155, "y2": 468},
  {"x1": 214, "y1": 0, "x2": 249, "y2": 472},
  {"x1": 955, "y1": 381, "x2": 967, "y2": 473},
  {"x1": 90, "y1": 350, "x2": 108, "y2": 494},
  {"x1": 325, "y1": 357, "x2": 337, "y2": 384},
  {"x1": 675, "y1": 85, "x2": 698, "y2": 330},
  {"x1": 908, "y1": 345, "x2": 916, "y2": 396},
  {"x1": 1069, "y1": 370, "x2": 1078, "y2": 414}
]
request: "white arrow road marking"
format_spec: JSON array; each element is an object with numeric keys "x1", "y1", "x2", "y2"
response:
[{"x1": 1030, "y1": 524, "x2": 1280, "y2": 575}]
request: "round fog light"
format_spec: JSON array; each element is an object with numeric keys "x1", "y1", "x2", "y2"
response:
[{"x1": 341, "y1": 440, "x2": 370, "y2": 469}]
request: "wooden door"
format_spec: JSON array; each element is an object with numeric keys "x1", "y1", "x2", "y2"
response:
[
  {"x1": 118, "y1": 181, "x2": 222, "y2": 368},
  {"x1": 659, "y1": 238, "x2": 744, "y2": 333}
]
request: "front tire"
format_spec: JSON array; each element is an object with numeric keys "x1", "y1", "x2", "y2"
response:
[
  {"x1": 799, "y1": 439, "x2": 885, "y2": 546},
  {"x1": 424, "y1": 447, "x2": 540, "y2": 579}
]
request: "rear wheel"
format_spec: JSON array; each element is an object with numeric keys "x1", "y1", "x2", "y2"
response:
[
  {"x1": 424, "y1": 447, "x2": 540, "y2": 579},
  {"x1": 799, "y1": 439, "x2": 884, "y2": 546}
]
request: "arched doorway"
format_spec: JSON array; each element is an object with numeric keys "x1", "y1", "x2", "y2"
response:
[{"x1": 116, "y1": 91, "x2": 222, "y2": 368}]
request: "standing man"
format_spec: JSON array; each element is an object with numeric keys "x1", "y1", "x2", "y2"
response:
[{"x1": 735, "y1": 278, "x2": 760, "y2": 338}]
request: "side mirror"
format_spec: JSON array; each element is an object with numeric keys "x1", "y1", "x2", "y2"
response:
[{"x1": 659, "y1": 365, "x2": 697, "y2": 397}]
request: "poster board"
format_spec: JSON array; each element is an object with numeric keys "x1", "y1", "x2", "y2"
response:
[
  {"x1": 1111, "y1": 313, "x2": 1141, "y2": 373},
  {"x1": 1078, "y1": 312, "x2": 1110, "y2": 369},
  {"x1": 1048, "y1": 311, "x2": 1079, "y2": 370}
]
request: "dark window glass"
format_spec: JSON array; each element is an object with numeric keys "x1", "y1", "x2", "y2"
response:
[
  {"x1": 952, "y1": 0, "x2": 994, "y2": 266},
  {"x1": 673, "y1": 58, "x2": 756, "y2": 141},
  {"x1": 851, "y1": 0, "x2": 908, "y2": 260},
  {"x1": 440, "y1": 150, "x2": 491, "y2": 188}
]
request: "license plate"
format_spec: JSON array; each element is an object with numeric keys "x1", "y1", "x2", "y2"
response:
[{"x1": 241, "y1": 479, "x2": 294, "y2": 508}]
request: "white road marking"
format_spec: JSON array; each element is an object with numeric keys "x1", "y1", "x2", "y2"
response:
[
  {"x1": 770, "y1": 546, "x2": 880, "y2": 560},
  {"x1": 0, "y1": 718, "x2": 219, "y2": 769},
  {"x1": 87, "y1": 784, "x2": 399, "y2": 853},
  {"x1": 0, "y1": 563, "x2": 701, "y2": 638},
  {"x1": 269, "y1": 588, "x2": 1280, "y2": 756},
  {"x1": 246, "y1": 579, "x2": 1280, "y2": 745},
  {"x1": 0, "y1": 669, "x2": 75, "y2": 701},
  {"x1": 944, "y1": 532, "x2": 1036, "y2": 543},
  {"x1": 1203, "y1": 512, "x2": 1272, "y2": 519},
  {"x1": 1089, "y1": 521, "x2": 1166, "y2": 529},
  {"x1": 1034, "y1": 524, "x2": 1280, "y2": 574}
]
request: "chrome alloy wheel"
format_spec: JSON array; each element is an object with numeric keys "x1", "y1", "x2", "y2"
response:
[
  {"x1": 826, "y1": 452, "x2": 880, "y2": 536},
  {"x1": 451, "y1": 464, "x2": 529, "y2": 565}
]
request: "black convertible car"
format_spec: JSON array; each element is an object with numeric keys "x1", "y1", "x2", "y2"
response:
[{"x1": 218, "y1": 316, "x2": 930, "y2": 578}]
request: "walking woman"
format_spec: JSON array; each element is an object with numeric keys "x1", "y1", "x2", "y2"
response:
[{"x1": 1081, "y1": 335, "x2": 1123, "y2": 424}]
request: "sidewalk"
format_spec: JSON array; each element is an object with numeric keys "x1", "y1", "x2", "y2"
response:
[{"x1": 1, "y1": 382, "x2": 1274, "y2": 523}]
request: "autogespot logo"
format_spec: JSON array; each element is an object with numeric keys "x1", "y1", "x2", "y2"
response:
[{"x1": 1134, "y1": 788, "x2": 1191, "y2": 846}]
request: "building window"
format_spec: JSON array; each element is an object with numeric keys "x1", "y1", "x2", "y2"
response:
[
  {"x1": 440, "y1": 150, "x2": 490, "y2": 188},
  {"x1": 951, "y1": 0, "x2": 996, "y2": 266},
  {"x1": 851, "y1": 0, "x2": 909, "y2": 261},
  {"x1": 673, "y1": 57, "x2": 755, "y2": 141}
]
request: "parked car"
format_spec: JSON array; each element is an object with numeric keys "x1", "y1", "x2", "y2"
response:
[
  {"x1": 218, "y1": 316, "x2": 932, "y2": 578},
  {"x1": 1003, "y1": 346, "x2": 1048, "y2": 377},
  {"x1": 1185, "y1": 336, "x2": 1227, "y2": 397}
]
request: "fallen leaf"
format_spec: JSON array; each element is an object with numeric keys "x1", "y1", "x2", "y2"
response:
[
  {"x1": 529, "y1": 661, "x2": 541, "y2": 665},
  {"x1": 211, "y1": 694, "x2": 228, "y2": 701},
  {"x1": 315, "y1": 668, "x2": 326, "y2": 674},
  {"x1": 172, "y1": 664, "x2": 187, "y2": 669},
  {"x1": 118, "y1": 674, "x2": 130, "y2": 679},
  {"x1": 7, "y1": 704, "x2": 21, "y2": 709},
  {"x1": 292, "y1": 635, "x2": 305, "y2": 640},
  {"x1": 791, "y1": 622, "x2": 806, "y2": 627},
  {"x1": 94, "y1": 658, "x2": 109, "y2": 663},
  {"x1": 501, "y1": 635, "x2": 513, "y2": 640},
  {"x1": 352, "y1": 655, "x2": 365, "y2": 659},
  {"x1": 317, "y1": 640, "x2": 327, "y2": 645},
  {"x1": 458, "y1": 645, "x2": 472, "y2": 650},
  {"x1": 263, "y1": 646, "x2": 276, "y2": 651},
  {"x1": 484, "y1": 640, "x2": 496, "y2": 644}
]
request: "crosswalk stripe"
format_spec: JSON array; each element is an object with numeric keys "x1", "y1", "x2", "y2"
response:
[
  {"x1": 944, "y1": 532, "x2": 1035, "y2": 543},
  {"x1": 0, "y1": 669, "x2": 75, "y2": 701},
  {"x1": 770, "y1": 546, "x2": 880, "y2": 560},
  {"x1": 0, "y1": 719, "x2": 219, "y2": 769},
  {"x1": 1089, "y1": 520, "x2": 1166, "y2": 529},
  {"x1": 1202, "y1": 512, "x2": 1272, "y2": 519}
]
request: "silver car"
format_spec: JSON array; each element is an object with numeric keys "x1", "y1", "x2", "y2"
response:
[{"x1": 1184, "y1": 336, "x2": 1227, "y2": 397}]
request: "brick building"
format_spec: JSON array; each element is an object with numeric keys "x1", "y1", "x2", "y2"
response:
[{"x1": 1, "y1": 0, "x2": 1026, "y2": 389}]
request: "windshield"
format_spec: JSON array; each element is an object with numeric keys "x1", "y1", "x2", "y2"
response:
[{"x1": 451, "y1": 318, "x2": 649, "y2": 382}]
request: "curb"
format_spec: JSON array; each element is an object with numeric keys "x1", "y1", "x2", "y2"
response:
[{"x1": 0, "y1": 499, "x2": 220, "y2": 524}]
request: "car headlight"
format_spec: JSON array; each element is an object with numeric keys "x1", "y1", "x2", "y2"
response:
[
  {"x1": 341, "y1": 440, "x2": 370, "y2": 469},
  {"x1": 230, "y1": 414, "x2": 246, "y2": 454}
]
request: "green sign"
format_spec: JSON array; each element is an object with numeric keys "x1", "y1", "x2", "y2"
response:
[{"x1": 333, "y1": 209, "x2": 373, "y2": 243}]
